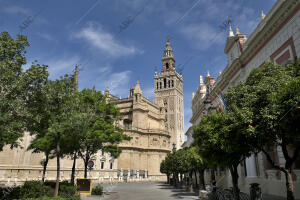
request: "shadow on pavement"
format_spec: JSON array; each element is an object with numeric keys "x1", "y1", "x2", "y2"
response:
[{"x1": 157, "y1": 182, "x2": 199, "y2": 199}]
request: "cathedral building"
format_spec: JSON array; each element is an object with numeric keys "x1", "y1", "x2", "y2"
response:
[
  {"x1": 0, "y1": 39, "x2": 184, "y2": 185},
  {"x1": 105, "y1": 81, "x2": 171, "y2": 180}
]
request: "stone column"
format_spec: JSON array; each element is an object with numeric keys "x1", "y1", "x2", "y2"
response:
[
  {"x1": 128, "y1": 169, "x2": 131, "y2": 182},
  {"x1": 14, "y1": 176, "x2": 18, "y2": 185},
  {"x1": 120, "y1": 169, "x2": 123, "y2": 181}
]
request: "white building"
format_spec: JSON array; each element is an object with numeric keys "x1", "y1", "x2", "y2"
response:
[{"x1": 188, "y1": 0, "x2": 300, "y2": 198}]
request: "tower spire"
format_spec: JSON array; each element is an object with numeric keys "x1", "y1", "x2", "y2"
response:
[
  {"x1": 260, "y1": 10, "x2": 266, "y2": 20},
  {"x1": 134, "y1": 80, "x2": 142, "y2": 94},
  {"x1": 200, "y1": 75, "x2": 204, "y2": 84},
  {"x1": 163, "y1": 36, "x2": 174, "y2": 59},
  {"x1": 236, "y1": 26, "x2": 240, "y2": 35},
  {"x1": 161, "y1": 36, "x2": 175, "y2": 73},
  {"x1": 228, "y1": 25, "x2": 234, "y2": 37},
  {"x1": 207, "y1": 71, "x2": 210, "y2": 77}
]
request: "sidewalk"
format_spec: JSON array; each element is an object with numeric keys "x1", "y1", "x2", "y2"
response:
[{"x1": 263, "y1": 193, "x2": 300, "y2": 200}]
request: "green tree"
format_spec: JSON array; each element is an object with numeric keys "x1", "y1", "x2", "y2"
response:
[
  {"x1": 160, "y1": 159, "x2": 171, "y2": 183},
  {"x1": 0, "y1": 32, "x2": 48, "y2": 151},
  {"x1": 40, "y1": 75, "x2": 76, "y2": 197},
  {"x1": 161, "y1": 152, "x2": 178, "y2": 186},
  {"x1": 226, "y1": 62, "x2": 299, "y2": 200},
  {"x1": 175, "y1": 149, "x2": 190, "y2": 185},
  {"x1": 27, "y1": 136, "x2": 55, "y2": 183},
  {"x1": 25, "y1": 69, "x2": 55, "y2": 183},
  {"x1": 272, "y1": 76, "x2": 300, "y2": 199},
  {"x1": 224, "y1": 62, "x2": 300, "y2": 200},
  {"x1": 193, "y1": 110, "x2": 252, "y2": 200},
  {"x1": 186, "y1": 146, "x2": 207, "y2": 190},
  {"x1": 76, "y1": 89, "x2": 131, "y2": 178},
  {"x1": 160, "y1": 148, "x2": 195, "y2": 187}
]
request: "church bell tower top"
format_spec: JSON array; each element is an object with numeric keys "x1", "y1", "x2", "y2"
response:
[
  {"x1": 162, "y1": 36, "x2": 174, "y2": 60},
  {"x1": 161, "y1": 36, "x2": 175, "y2": 73}
]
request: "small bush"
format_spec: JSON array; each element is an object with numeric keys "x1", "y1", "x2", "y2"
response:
[
  {"x1": 44, "y1": 181, "x2": 71, "y2": 189},
  {"x1": 0, "y1": 186, "x2": 21, "y2": 200},
  {"x1": 22, "y1": 198, "x2": 68, "y2": 200},
  {"x1": 91, "y1": 184, "x2": 103, "y2": 195},
  {"x1": 59, "y1": 184, "x2": 78, "y2": 198},
  {"x1": 21, "y1": 196, "x2": 80, "y2": 200},
  {"x1": 20, "y1": 181, "x2": 53, "y2": 198},
  {"x1": 0, "y1": 181, "x2": 79, "y2": 200},
  {"x1": 22, "y1": 198, "x2": 63, "y2": 200}
]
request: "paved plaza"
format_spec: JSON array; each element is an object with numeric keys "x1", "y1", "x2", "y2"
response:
[
  {"x1": 81, "y1": 181, "x2": 292, "y2": 200},
  {"x1": 81, "y1": 182, "x2": 199, "y2": 200}
]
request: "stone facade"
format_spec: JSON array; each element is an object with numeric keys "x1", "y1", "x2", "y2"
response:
[
  {"x1": 0, "y1": 39, "x2": 183, "y2": 185},
  {"x1": 106, "y1": 81, "x2": 171, "y2": 181},
  {"x1": 187, "y1": 0, "x2": 300, "y2": 198}
]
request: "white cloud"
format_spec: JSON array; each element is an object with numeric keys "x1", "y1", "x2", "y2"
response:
[
  {"x1": 73, "y1": 23, "x2": 138, "y2": 57},
  {"x1": 45, "y1": 56, "x2": 81, "y2": 78},
  {"x1": 180, "y1": 22, "x2": 225, "y2": 50},
  {"x1": 96, "y1": 70, "x2": 132, "y2": 97},
  {"x1": 35, "y1": 32, "x2": 56, "y2": 42},
  {"x1": 3, "y1": 5, "x2": 31, "y2": 15},
  {"x1": 178, "y1": 0, "x2": 260, "y2": 50},
  {"x1": 97, "y1": 65, "x2": 112, "y2": 74}
]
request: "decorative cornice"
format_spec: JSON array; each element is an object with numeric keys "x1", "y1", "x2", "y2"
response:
[
  {"x1": 123, "y1": 127, "x2": 170, "y2": 137},
  {"x1": 119, "y1": 146, "x2": 171, "y2": 153}
]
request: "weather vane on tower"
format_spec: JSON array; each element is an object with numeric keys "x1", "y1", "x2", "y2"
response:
[{"x1": 167, "y1": 35, "x2": 172, "y2": 42}]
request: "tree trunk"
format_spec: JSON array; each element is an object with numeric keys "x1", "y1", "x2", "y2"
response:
[
  {"x1": 167, "y1": 174, "x2": 170, "y2": 184},
  {"x1": 189, "y1": 171, "x2": 193, "y2": 192},
  {"x1": 263, "y1": 143, "x2": 299, "y2": 200},
  {"x1": 284, "y1": 169, "x2": 295, "y2": 200},
  {"x1": 42, "y1": 153, "x2": 49, "y2": 183},
  {"x1": 281, "y1": 142, "x2": 298, "y2": 200},
  {"x1": 211, "y1": 169, "x2": 216, "y2": 184},
  {"x1": 230, "y1": 165, "x2": 240, "y2": 200},
  {"x1": 172, "y1": 173, "x2": 175, "y2": 186},
  {"x1": 199, "y1": 169, "x2": 206, "y2": 190},
  {"x1": 84, "y1": 154, "x2": 89, "y2": 179},
  {"x1": 189, "y1": 171, "x2": 192, "y2": 185},
  {"x1": 194, "y1": 170, "x2": 198, "y2": 189},
  {"x1": 71, "y1": 152, "x2": 77, "y2": 185},
  {"x1": 54, "y1": 144, "x2": 60, "y2": 197},
  {"x1": 175, "y1": 172, "x2": 179, "y2": 187},
  {"x1": 180, "y1": 173, "x2": 183, "y2": 186}
]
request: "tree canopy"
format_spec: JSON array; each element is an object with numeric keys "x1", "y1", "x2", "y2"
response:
[
  {"x1": 74, "y1": 88, "x2": 131, "y2": 178},
  {"x1": 0, "y1": 32, "x2": 48, "y2": 151}
]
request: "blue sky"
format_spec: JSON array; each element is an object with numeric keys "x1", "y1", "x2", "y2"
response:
[{"x1": 1, "y1": 0, "x2": 276, "y2": 131}]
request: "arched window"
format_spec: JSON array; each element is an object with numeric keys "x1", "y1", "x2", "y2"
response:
[
  {"x1": 160, "y1": 82, "x2": 162, "y2": 89},
  {"x1": 157, "y1": 82, "x2": 159, "y2": 90},
  {"x1": 166, "y1": 63, "x2": 169, "y2": 70},
  {"x1": 168, "y1": 80, "x2": 170, "y2": 87},
  {"x1": 171, "y1": 80, "x2": 174, "y2": 87},
  {"x1": 164, "y1": 78, "x2": 166, "y2": 88}
]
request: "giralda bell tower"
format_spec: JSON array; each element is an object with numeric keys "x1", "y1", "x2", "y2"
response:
[{"x1": 154, "y1": 37, "x2": 184, "y2": 149}]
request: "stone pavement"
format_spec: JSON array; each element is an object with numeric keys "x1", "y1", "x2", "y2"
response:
[
  {"x1": 81, "y1": 182, "x2": 199, "y2": 200},
  {"x1": 81, "y1": 182, "x2": 297, "y2": 200}
]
